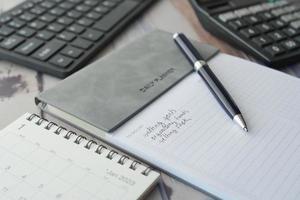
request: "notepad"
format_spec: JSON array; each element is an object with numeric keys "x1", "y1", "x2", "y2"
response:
[
  {"x1": 0, "y1": 113, "x2": 160, "y2": 200},
  {"x1": 101, "y1": 53, "x2": 300, "y2": 200}
]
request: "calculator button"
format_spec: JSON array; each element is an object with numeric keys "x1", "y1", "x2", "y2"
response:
[
  {"x1": 85, "y1": 0, "x2": 99, "y2": 7},
  {"x1": 49, "y1": 55, "x2": 73, "y2": 68},
  {"x1": 71, "y1": 37, "x2": 92, "y2": 49},
  {"x1": 102, "y1": 0, "x2": 118, "y2": 8},
  {"x1": 94, "y1": 5, "x2": 110, "y2": 14},
  {"x1": 36, "y1": 31, "x2": 55, "y2": 40},
  {"x1": 76, "y1": 4, "x2": 92, "y2": 12},
  {"x1": 30, "y1": 7, "x2": 46, "y2": 15},
  {"x1": 290, "y1": 20, "x2": 300, "y2": 30},
  {"x1": 265, "y1": 44, "x2": 285, "y2": 56},
  {"x1": 17, "y1": 27, "x2": 35, "y2": 37},
  {"x1": 252, "y1": 35, "x2": 272, "y2": 47},
  {"x1": 256, "y1": 23, "x2": 273, "y2": 33},
  {"x1": 228, "y1": 19, "x2": 248, "y2": 30},
  {"x1": 234, "y1": 8, "x2": 250, "y2": 17},
  {"x1": 40, "y1": 1, "x2": 56, "y2": 9},
  {"x1": 294, "y1": 35, "x2": 300, "y2": 43},
  {"x1": 0, "y1": 15, "x2": 12, "y2": 24},
  {"x1": 15, "y1": 38, "x2": 44, "y2": 55},
  {"x1": 281, "y1": 39, "x2": 298, "y2": 50},
  {"x1": 271, "y1": 8, "x2": 287, "y2": 17},
  {"x1": 0, "y1": 35, "x2": 25, "y2": 50},
  {"x1": 33, "y1": 39, "x2": 66, "y2": 61},
  {"x1": 280, "y1": 14, "x2": 295, "y2": 23},
  {"x1": 11, "y1": 9, "x2": 23, "y2": 17},
  {"x1": 59, "y1": 2, "x2": 75, "y2": 10},
  {"x1": 86, "y1": 11, "x2": 103, "y2": 20},
  {"x1": 61, "y1": 46, "x2": 83, "y2": 58},
  {"x1": 270, "y1": 19, "x2": 287, "y2": 29},
  {"x1": 268, "y1": 31, "x2": 286, "y2": 41},
  {"x1": 240, "y1": 27, "x2": 260, "y2": 38},
  {"x1": 243, "y1": 15, "x2": 262, "y2": 25},
  {"x1": 283, "y1": 27, "x2": 298, "y2": 37},
  {"x1": 67, "y1": 10, "x2": 83, "y2": 19},
  {"x1": 218, "y1": 12, "x2": 237, "y2": 22},
  {"x1": 249, "y1": 5, "x2": 264, "y2": 14},
  {"x1": 258, "y1": 12, "x2": 275, "y2": 21},
  {"x1": 50, "y1": 7, "x2": 66, "y2": 16},
  {"x1": 57, "y1": 31, "x2": 76, "y2": 41}
]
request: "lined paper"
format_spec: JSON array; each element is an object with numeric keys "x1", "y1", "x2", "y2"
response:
[{"x1": 107, "y1": 54, "x2": 300, "y2": 200}]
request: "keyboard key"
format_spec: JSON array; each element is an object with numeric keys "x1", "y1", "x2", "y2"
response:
[
  {"x1": 81, "y1": 29, "x2": 104, "y2": 41},
  {"x1": 0, "y1": 35, "x2": 25, "y2": 50},
  {"x1": 0, "y1": 26, "x2": 15, "y2": 36},
  {"x1": 228, "y1": 19, "x2": 248, "y2": 30},
  {"x1": 17, "y1": 27, "x2": 35, "y2": 37},
  {"x1": 85, "y1": 0, "x2": 99, "y2": 6},
  {"x1": 29, "y1": 20, "x2": 46, "y2": 30},
  {"x1": 268, "y1": 31, "x2": 286, "y2": 41},
  {"x1": 59, "y1": 2, "x2": 75, "y2": 10},
  {"x1": 240, "y1": 27, "x2": 260, "y2": 38},
  {"x1": 40, "y1": 1, "x2": 56, "y2": 9},
  {"x1": 57, "y1": 31, "x2": 76, "y2": 41},
  {"x1": 0, "y1": 15, "x2": 12, "y2": 24},
  {"x1": 71, "y1": 37, "x2": 92, "y2": 49},
  {"x1": 33, "y1": 39, "x2": 66, "y2": 61},
  {"x1": 61, "y1": 46, "x2": 83, "y2": 58},
  {"x1": 86, "y1": 12, "x2": 102, "y2": 20},
  {"x1": 67, "y1": 10, "x2": 82, "y2": 19},
  {"x1": 283, "y1": 27, "x2": 298, "y2": 37},
  {"x1": 22, "y1": 2, "x2": 34, "y2": 10},
  {"x1": 93, "y1": 0, "x2": 139, "y2": 32},
  {"x1": 36, "y1": 30, "x2": 55, "y2": 40},
  {"x1": 47, "y1": 23, "x2": 65, "y2": 33},
  {"x1": 30, "y1": 7, "x2": 46, "y2": 15},
  {"x1": 76, "y1": 4, "x2": 91, "y2": 12},
  {"x1": 57, "y1": 17, "x2": 74, "y2": 25},
  {"x1": 252, "y1": 35, "x2": 272, "y2": 47},
  {"x1": 102, "y1": 0, "x2": 117, "y2": 8},
  {"x1": 15, "y1": 38, "x2": 44, "y2": 55},
  {"x1": 49, "y1": 55, "x2": 73, "y2": 68},
  {"x1": 265, "y1": 44, "x2": 285, "y2": 56},
  {"x1": 50, "y1": 7, "x2": 66, "y2": 16},
  {"x1": 67, "y1": 24, "x2": 85, "y2": 34},
  {"x1": 281, "y1": 39, "x2": 298, "y2": 50},
  {"x1": 8, "y1": 19, "x2": 25, "y2": 29},
  {"x1": 39, "y1": 14, "x2": 56, "y2": 22},
  {"x1": 11, "y1": 9, "x2": 23, "y2": 16},
  {"x1": 256, "y1": 23, "x2": 273, "y2": 33},
  {"x1": 19, "y1": 12, "x2": 36, "y2": 22},
  {"x1": 77, "y1": 17, "x2": 94, "y2": 27},
  {"x1": 94, "y1": 5, "x2": 110, "y2": 14}
]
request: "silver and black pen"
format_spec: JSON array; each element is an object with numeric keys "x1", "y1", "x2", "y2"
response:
[{"x1": 173, "y1": 32, "x2": 248, "y2": 132}]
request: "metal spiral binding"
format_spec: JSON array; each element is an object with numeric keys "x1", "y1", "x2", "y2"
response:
[{"x1": 26, "y1": 113, "x2": 153, "y2": 176}]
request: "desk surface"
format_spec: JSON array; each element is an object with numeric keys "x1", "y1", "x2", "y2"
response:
[{"x1": 0, "y1": 0, "x2": 299, "y2": 199}]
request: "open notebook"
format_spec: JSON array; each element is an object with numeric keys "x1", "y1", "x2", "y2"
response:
[
  {"x1": 0, "y1": 113, "x2": 160, "y2": 200},
  {"x1": 38, "y1": 53, "x2": 300, "y2": 200}
]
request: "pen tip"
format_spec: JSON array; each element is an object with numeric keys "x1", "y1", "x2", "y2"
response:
[
  {"x1": 243, "y1": 127, "x2": 248, "y2": 132},
  {"x1": 173, "y1": 33, "x2": 179, "y2": 39}
]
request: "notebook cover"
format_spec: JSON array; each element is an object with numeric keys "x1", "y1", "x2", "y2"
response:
[{"x1": 36, "y1": 30, "x2": 219, "y2": 132}]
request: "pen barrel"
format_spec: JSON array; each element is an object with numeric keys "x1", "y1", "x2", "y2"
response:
[{"x1": 197, "y1": 64, "x2": 240, "y2": 119}]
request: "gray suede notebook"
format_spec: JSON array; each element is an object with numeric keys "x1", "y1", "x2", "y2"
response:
[{"x1": 36, "y1": 30, "x2": 219, "y2": 133}]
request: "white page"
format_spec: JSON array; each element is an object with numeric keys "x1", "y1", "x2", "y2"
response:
[
  {"x1": 0, "y1": 114, "x2": 160, "y2": 200},
  {"x1": 103, "y1": 54, "x2": 300, "y2": 200}
]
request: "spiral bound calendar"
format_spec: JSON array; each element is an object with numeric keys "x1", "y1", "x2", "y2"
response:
[{"x1": 0, "y1": 113, "x2": 160, "y2": 200}]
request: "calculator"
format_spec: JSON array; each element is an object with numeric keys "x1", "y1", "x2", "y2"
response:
[{"x1": 190, "y1": 0, "x2": 300, "y2": 68}]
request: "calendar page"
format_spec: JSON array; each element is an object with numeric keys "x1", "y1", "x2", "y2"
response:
[{"x1": 0, "y1": 113, "x2": 159, "y2": 200}]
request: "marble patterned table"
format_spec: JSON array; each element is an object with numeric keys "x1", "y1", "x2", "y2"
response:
[{"x1": 0, "y1": 0, "x2": 299, "y2": 199}]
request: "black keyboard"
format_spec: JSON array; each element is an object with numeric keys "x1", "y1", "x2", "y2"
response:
[
  {"x1": 190, "y1": 0, "x2": 300, "y2": 68},
  {"x1": 0, "y1": 0, "x2": 155, "y2": 78}
]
